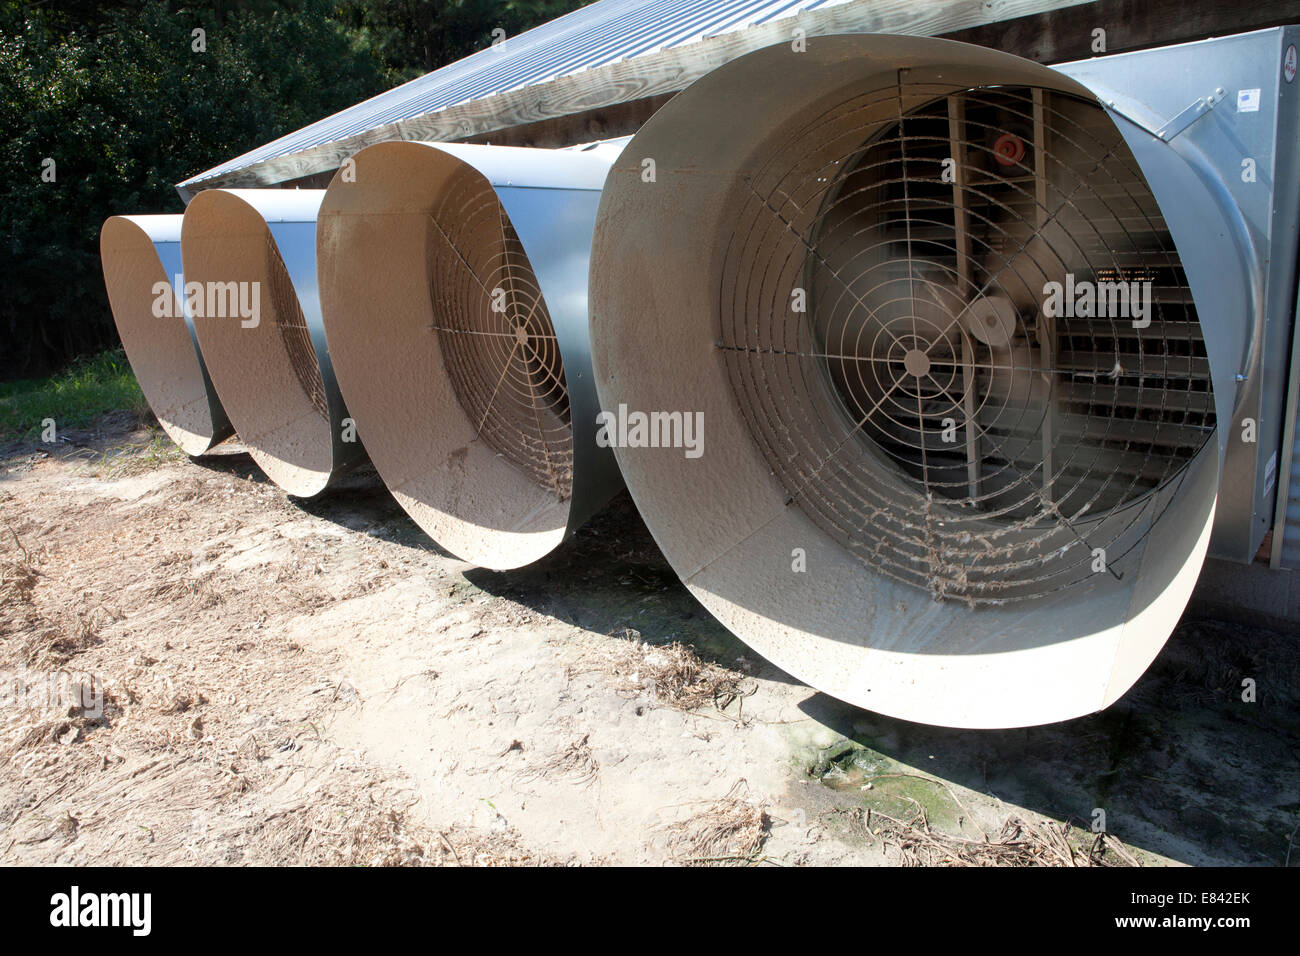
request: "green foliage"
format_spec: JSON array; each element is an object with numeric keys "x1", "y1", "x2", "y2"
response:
[
  {"x1": 1, "y1": 0, "x2": 595, "y2": 381},
  {"x1": 0, "y1": 1, "x2": 391, "y2": 377},
  {"x1": 0, "y1": 347, "x2": 146, "y2": 438},
  {"x1": 1, "y1": 1, "x2": 396, "y2": 376},
  {"x1": 336, "y1": 0, "x2": 595, "y2": 80}
]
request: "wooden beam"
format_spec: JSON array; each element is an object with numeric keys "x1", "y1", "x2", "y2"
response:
[
  {"x1": 943, "y1": 0, "x2": 1300, "y2": 62},
  {"x1": 946, "y1": 95, "x2": 982, "y2": 500},
  {"x1": 459, "y1": 93, "x2": 676, "y2": 149},
  {"x1": 228, "y1": 95, "x2": 676, "y2": 196},
  {"x1": 180, "y1": 0, "x2": 1098, "y2": 193}
]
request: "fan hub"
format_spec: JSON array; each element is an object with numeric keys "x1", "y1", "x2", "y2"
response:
[{"x1": 902, "y1": 348, "x2": 931, "y2": 378}]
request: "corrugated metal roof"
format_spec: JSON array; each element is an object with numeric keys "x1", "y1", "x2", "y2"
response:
[{"x1": 180, "y1": 0, "x2": 853, "y2": 187}]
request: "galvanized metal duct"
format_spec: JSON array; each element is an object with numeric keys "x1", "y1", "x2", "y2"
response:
[
  {"x1": 100, "y1": 214, "x2": 232, "y2": 455},
  {"x1": 589, "y1": 34, "x2": 1249, "y2": 728},
  {"x1": 180, "y1": 189, "x2": 363, "y2": 497},
  {"x1": 316, "y1": 141, "x2": 623, "y2": 569}
]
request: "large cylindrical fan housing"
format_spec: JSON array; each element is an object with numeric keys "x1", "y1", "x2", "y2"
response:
[
  {"x1": 589, "y1": 34, "x2": 1250, "y2": 728},
  {"x1": 100, "y1": 214, "x2": 232, "y2": 455},
  {"x1": 181, "y1": 189, "x2": 364, "y2": 497},
  {"x1": 316, "y1": 141, "x2": 623, "y2": 569}
]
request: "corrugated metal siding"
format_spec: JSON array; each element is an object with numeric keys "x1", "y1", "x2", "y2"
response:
[
  {"x1": 180, "y1": 0, "x2": 850, "y2": 186},
  {"x1": 1282, "y1": 415, "x2": 1300, "y2": 567},
  {"x1": 1276, "y1": 276, "x2": 1300, "y2": 569}
]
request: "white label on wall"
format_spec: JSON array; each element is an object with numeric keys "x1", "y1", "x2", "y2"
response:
[{"x1": 1238, "y1": 88, "x2": 1262, "y2": 112}]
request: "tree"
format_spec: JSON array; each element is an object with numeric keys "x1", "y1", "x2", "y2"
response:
[
  {"x1": 335, "y1": 0, "x2": 594, "y2": 81},
  {"x1": 1, "y1": 0, "x2": 594, "y2": 377}
]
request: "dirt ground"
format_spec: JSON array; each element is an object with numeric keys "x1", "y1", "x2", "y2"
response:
[{"x1": 1, "y1": 414, "x2": 1297, "y2": 866}]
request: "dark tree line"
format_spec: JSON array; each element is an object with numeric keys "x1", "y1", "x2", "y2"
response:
[{"x1": 0, "y1": 0, "x2": 592, "y2": 377}]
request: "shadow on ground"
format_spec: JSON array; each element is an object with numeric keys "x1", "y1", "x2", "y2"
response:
[
  {"x1": 799, "y1": 617, "x2": 1300, "y2": 865},
  {"x1": 46, "y1": 420, "x2": 1294, "y2": 867},
  {"x1": 463, "y1": 493, "x2": 1300, "y2": 867},
  {"x1": 464, "y1": 492, "x2": 797, "y2": 683}
]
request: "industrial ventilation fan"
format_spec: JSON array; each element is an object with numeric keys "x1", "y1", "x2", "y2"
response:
[
  {"x1": 791, "y1": 82, "x2": 1212, "y2": 601},
  {"x1": 590, "y1": 30, "x2": 1299, "y2": 727},
  {"x1": 181, "y1": 189, "x2": 364, "y2": 497},
  {"x1": 316, "y1": 141, "x2": 624, "y2": 569},
  {"x1": 100, "y1": 214, "x2": 232, "y2": 456}
]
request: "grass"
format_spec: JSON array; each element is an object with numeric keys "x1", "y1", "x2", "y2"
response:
[
  {"x1": 0, "y1": 349, "x2": 148, "y2": 440},
  {"x1": 87, "y1": 430, "x2": 189, "y2": 478}
]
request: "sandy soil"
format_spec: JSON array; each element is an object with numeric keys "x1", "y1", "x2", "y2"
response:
[{"x1": 1, "y1": 415, "x2": 1296, "y2": 866}]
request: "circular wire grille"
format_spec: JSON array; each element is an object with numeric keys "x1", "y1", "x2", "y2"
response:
[
  {"x1": 266, "y1": 233, "x2": 329, "y2": 420},
  {"x1": 425, "y1": 175, "x2": 572, "y2": 499},
  {"x1": 717, "y1": 84, "x2": 1214, "y2": 604}
]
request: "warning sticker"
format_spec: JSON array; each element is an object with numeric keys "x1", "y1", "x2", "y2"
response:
[{"x1": 1237, "y1": 88, "x2": 1262, "y2": 112}]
